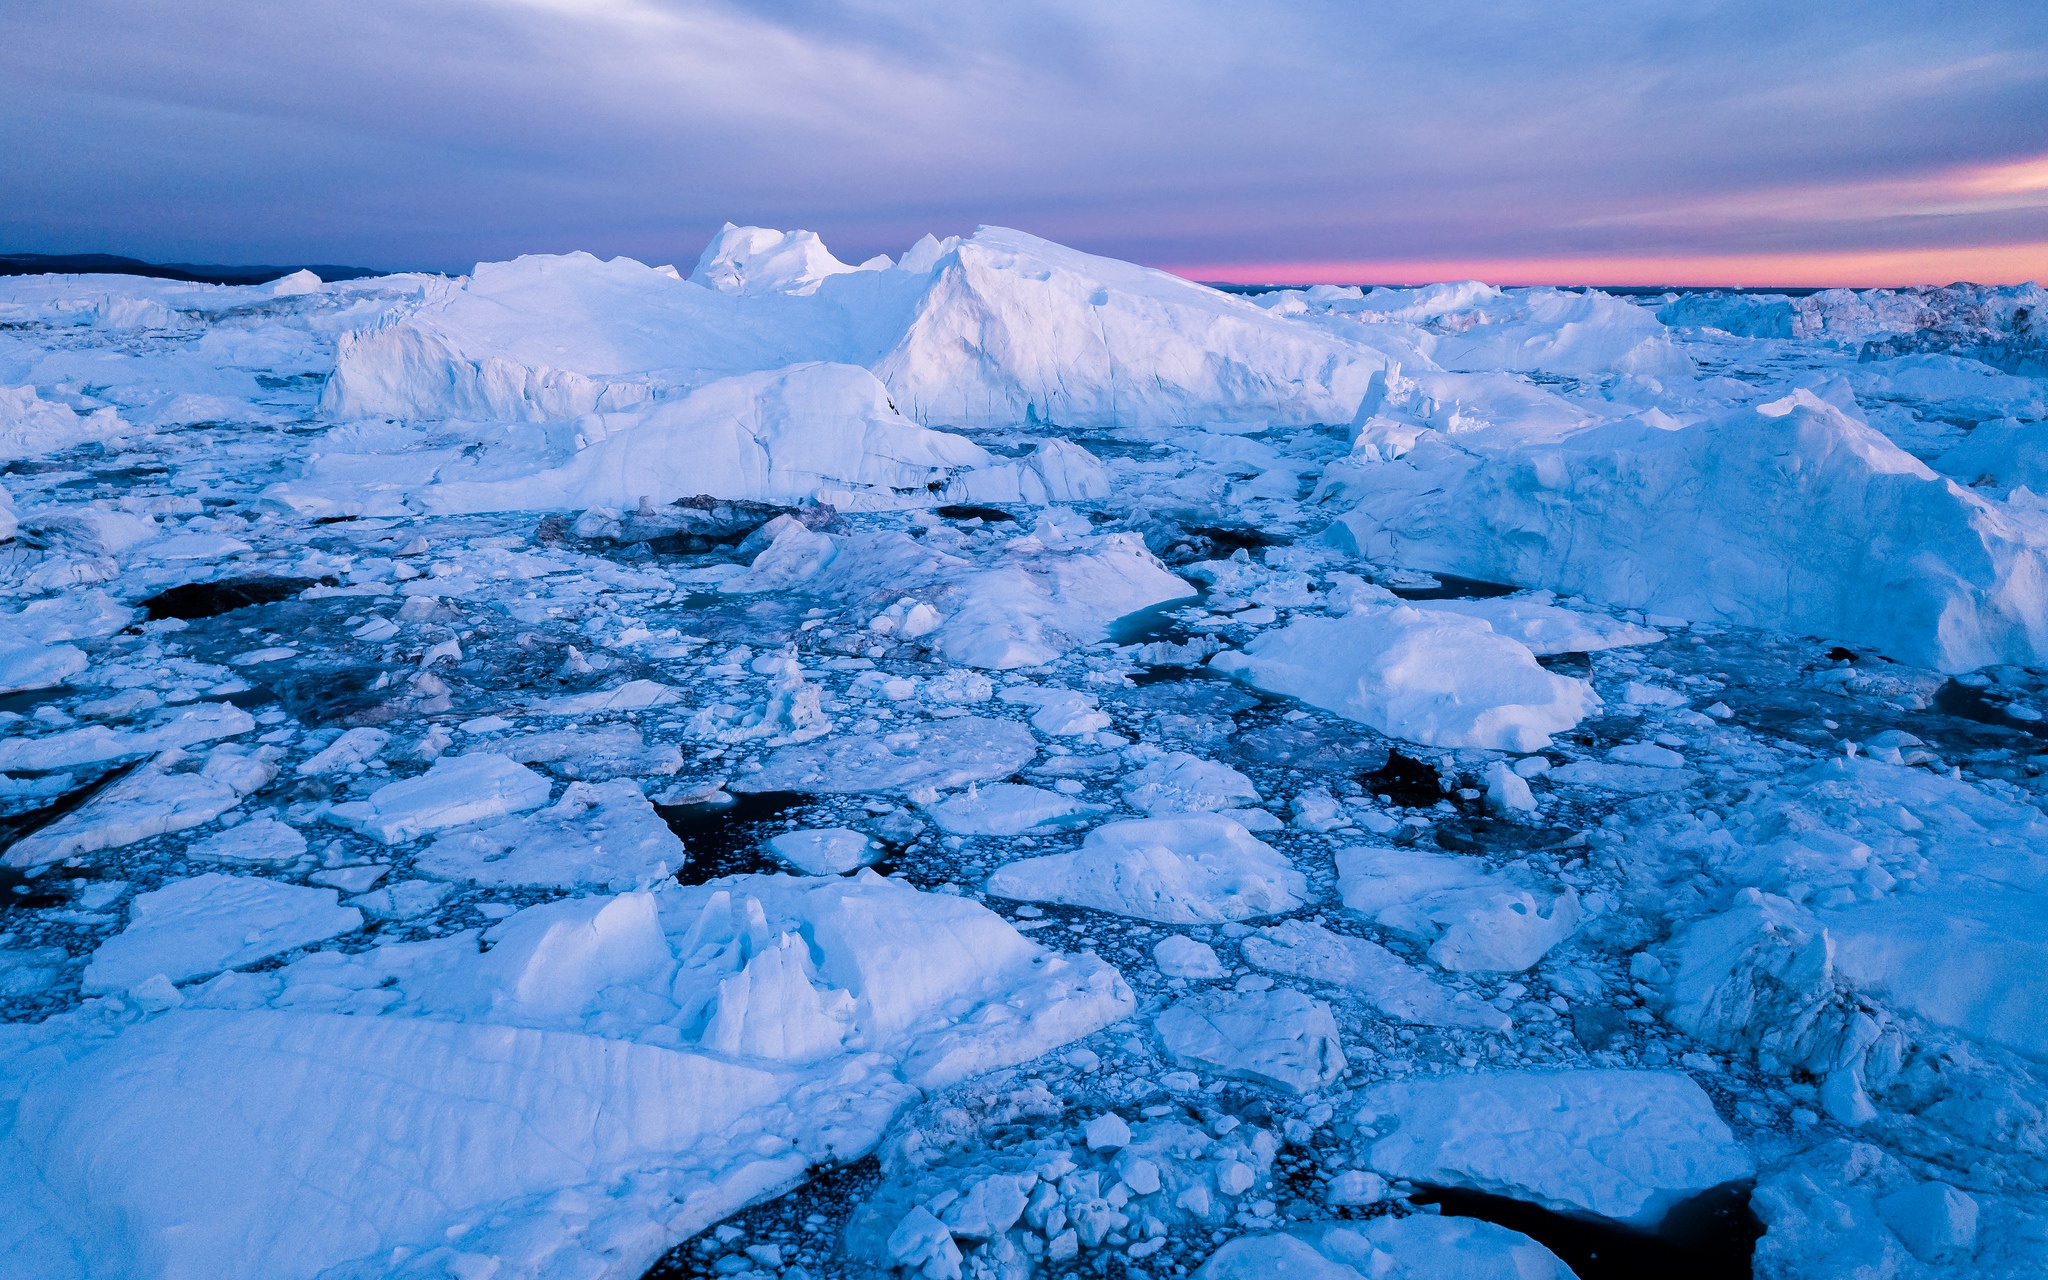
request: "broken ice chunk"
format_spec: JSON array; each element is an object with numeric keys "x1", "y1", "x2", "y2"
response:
[
  {"x1": 1405, "y1": 592, "x2": 1664, "y2": 655},
  {"x1": 1547, "y1": 760, "x2": 1698, "y2": 793},
  {"x1": 417, "y1": 779, "x2": 679, "y2": 886},
  {"x1": 1154, "y1": 987, "x2": 1347, "y2": 1093},
  {"x1": 1120, "y1": 750, "x2": 1260, "y2": 816},
  {"x1": 1607, "y1": 741, "x2": 1685, "y2": 768},
  {"x1": 986, "y1": 814, "x2": 1306, "y2": 923},
  {"x1": 1197, "y1": 1216, "x2": 1574, "y2": 1280},
  {"x1": 1213, "y1": 605, "x2": 1598, "y2": 752},
  {"x1": 765, "y1": 827, "x2": 877, "y2": 875},
  {"x1": 534, "y1": 678, "x2": 684, "y2": 715},
  {"x1": 1153, "y1": 935, "x2": 1229, "y2": 979},
  {"x1": 737, "y1": 715, "x2": 1035, "y2": 794},
  {"x1": 1354, "y1": 1069, "x2": 1754, "y2": 1228},
  {"x1": 998, "y1": 685, "x2": 1112, "y2": 736},
  {"x1": 1623, "y1": 680, "x2": 1688, "y2": 708},
  {"x1": 0, "y1": 638, "x2": 87, "y2": 695},
  {"x1": 349, "y1": 879, "x2": 453, "y2": 921},
  {"x1": 1337, "y1": 847, "x2": 1580, "y2": 972},
  {"x1": 187, "y1": 816, "x2": 308, "y2": 865},
  {"x1": 1483, "y1": 761, "x2": 1536, "y2": 814},
  {"x1": 462, "y1": 724, "x2": 683, "y2": 779},
  {"x1": 83, "y1": 873, "x2": 362, "y2": 992},
  {"x1": 5, "y1": 744, "x2": 282, "y2": 868},
  {"x1": 296, "y1": 727, "x2": 390, "y2": 776},
  {"x1": 1242, "y1": 920, "x2": 1511, "y2": 1032},
  {"x1": 0, "y1": 701, "x2": 254, "y2": 773},
  {"x1": 1877, "y1": 1181, "x2": 1979, "y2": 1264},
  {"x1": 922, "y1": 783, "x2": 1107, "y2": 836},
  {"x1": 329, "y1": 754, "x2": 551, "y2": 845}
]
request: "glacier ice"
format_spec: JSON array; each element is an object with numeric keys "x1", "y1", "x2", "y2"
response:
[{"x1": 1, "y1": 233, "x2": 2046, "y2": 1280}]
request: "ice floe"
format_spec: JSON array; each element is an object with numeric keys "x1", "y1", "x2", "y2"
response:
[
  {"x1": 1354, "y1": 1069, "x2": 1755, "y2": 1226},
  {"x1": 986, "y1": 814, "x2": 1307, "y2": 923},
  {"x1": 1213, "y1": 602, "x2": 1598, "y2": 751}
]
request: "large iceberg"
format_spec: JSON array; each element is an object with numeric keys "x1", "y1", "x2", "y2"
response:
[
  {"x1": 322, "y1": 226, "x2": 1392, "y2": 436},
  {"x1": 1321, "y1": 388, "x2": 2048, "y2": 671}
]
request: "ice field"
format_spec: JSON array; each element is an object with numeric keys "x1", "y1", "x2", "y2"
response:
[{"x1": 0, "y1": 225, "x2": 2045, "y2": 1279}]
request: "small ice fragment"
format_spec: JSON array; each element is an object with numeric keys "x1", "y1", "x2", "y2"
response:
[
  {"x1": 765, "y1": 827, "x2": 875, "y2": 875},
  {"x1": 1085, "y1": 1112, "x2": 1131, "y2": 1150}
]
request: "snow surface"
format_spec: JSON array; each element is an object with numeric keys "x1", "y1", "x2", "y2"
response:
[
  {"x1": 1355, "y1": 1069, "x2": 1755, "y2": 1226},
  {"x1": 1, "y1": 239, "x2": 2046, "y2": 1280}
]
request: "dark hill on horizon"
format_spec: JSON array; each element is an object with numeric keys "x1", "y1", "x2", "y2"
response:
[{"x1": 0, "y1": 252, "x2": 386, "y2": 286}]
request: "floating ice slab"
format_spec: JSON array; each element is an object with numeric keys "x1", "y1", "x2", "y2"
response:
[
  {"x1": 737, "y1": 715, "x2": 1035, "y2": 794},
  {"x1": 764, "y1": 827, "x2": 877, "y2": 874},
  {"x1": 1337, "y1": 847, "x2": 1580, "y2": 972},
  {"x1": 0, "y1": 638, "x2": 86, "y2": 694},
  {"x1": 1405, "y1": 591, "x2": 1664, "y2": 655},
  {"x1": 921, "y1": 783, "x2": 1106, "y2": 836},
  {"x1": 533, "y1": 679, "x2": 683, "y2": 715},
  {"x1": 1243, "y1": 920, "x2": 1512, "y2": 1032},
  {"x1": 1548, "y1": 760, "x2": 1700, "y2": 793},
  {"x1": 295, "y1": 727, "x2": 389, "y2": 776},
  {"x1": 0, "y1": 702, "x2": 255, "y2": 773},
  {"x1": 1120, "y1": 749, "x2": 1261, "y2": 816},
  {"x1": 1154, "y1": 934, "x2": 1229, "y2": 979},
  {"x1": 1213, "y1": 604, "x2": 1597, "y2": 752},
  {"x1": 1155, "y1": 987, "x2": 1347, "y2": 1093},
  {"x1": 1355, "y1": 1069, "x2": 1754, "y2": 1227},
  {"x1": 83, "y1": 874, "x2": 361, "y2": 992},
  {"x1": 935, "y1": 534, "x2": 1194, "y2": 669},
  {"x1": 6, "y1": 745, "x2": 280, "y2": 868},
  {"x1": 1196, "y1": 1216, "x2": 1574, "y2": 1280},
  {"x1": 187, "y1": 816, "x2": 308, "y2": 865},
  {"x1": 417, "y1": 780, "x2": 682, "y2": 886},
  {"x1": 986, "y1": 814, "x2": 1306, "y2": 923},
  {"x1": 329, "y1": 754, "x2": 552, "y2": 845}
]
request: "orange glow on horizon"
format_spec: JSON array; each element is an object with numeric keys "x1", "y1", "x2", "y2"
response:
[{"x1": 1169, "y1": 241, "x2": 2048, "y2": 290}]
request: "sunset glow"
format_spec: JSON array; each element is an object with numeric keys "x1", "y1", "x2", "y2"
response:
[{"x1": 1177, "y1": 241, "x2": 2048, "y2": 290}]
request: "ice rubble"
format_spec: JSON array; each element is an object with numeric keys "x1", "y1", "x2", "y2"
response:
[
  {"x1": 2, "y1": 876, "x2": 1132, "y2": 1280},
  {"x1": 4, "y1": 237, "x2": 2048, "y2": 1280}
]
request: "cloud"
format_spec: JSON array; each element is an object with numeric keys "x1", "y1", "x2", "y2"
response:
[{"x1": 2, "y1": 0, "x2": 2044, "y2": 282}]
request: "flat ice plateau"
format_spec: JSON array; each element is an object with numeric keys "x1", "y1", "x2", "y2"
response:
[{"x1": 0, "y1": 228, "x2": 2045, "y2": 1280}]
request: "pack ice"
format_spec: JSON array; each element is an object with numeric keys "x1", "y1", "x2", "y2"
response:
[{"x1": 1, "y1": 236, "x2": 2046, "y2": 1280}]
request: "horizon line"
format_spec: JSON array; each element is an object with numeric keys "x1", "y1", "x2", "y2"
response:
[{"x1": 1166, "y1": 240, "x2": 2048, "y2": 291}]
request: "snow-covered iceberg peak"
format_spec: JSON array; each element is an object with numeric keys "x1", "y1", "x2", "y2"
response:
[
  {"x1": 690, "y1": 223, "x2": 881, "y2": 296},
  {"x1": 873, "y1": 226, "x2": 1390, "y2": 429}
]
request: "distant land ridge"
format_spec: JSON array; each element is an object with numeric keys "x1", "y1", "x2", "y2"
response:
[{"x1": 0, "y1": 252, "x2": 386, "y2": 286}]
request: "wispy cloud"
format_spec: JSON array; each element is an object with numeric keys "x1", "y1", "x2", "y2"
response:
[{"x1": 2, "y1": 0, "x2": 2044, "y2": 283}]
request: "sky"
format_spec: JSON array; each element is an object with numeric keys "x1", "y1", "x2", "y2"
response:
[{"x1": 3, "y1": 0, "x2": 2046, "y2": 287}]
